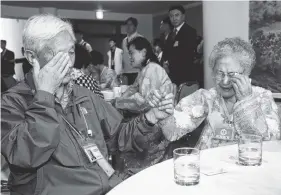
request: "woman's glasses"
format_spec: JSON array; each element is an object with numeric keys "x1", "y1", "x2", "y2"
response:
[{"x1": 215, "y1": 70, "x2": 243, "y2": 80}]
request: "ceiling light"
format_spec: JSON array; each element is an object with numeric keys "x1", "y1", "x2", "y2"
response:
[{"x1": 96, "y1": 10, "x2": 104, "y2": 19}]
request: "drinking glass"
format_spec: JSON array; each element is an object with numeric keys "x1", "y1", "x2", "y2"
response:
[
  {"x1": 173, "y1": 147, "x2": 200, "y2": 186},
  {"x1": 238, "y1": 134, "x2": 263, "y2": 166}
]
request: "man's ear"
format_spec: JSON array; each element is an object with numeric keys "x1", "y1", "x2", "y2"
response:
[
  {"x1": 25, "y1": 50, "x2": 40, "y2": 72},
  {"x1": 25, "y1": 50, "x2": 36, "y2": 66}
]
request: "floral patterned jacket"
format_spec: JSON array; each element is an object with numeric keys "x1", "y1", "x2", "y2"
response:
[
  {"x1": 159, "y1": 86, "x2": 280, "y2": 150},
  {"x1": 115, "y1": 62, "x2": 172, "y2": 113}
]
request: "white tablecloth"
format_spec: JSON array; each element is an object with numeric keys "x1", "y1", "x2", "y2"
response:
[{"x1": 107, "y1": 141, "x2": 281, "y2": 195}]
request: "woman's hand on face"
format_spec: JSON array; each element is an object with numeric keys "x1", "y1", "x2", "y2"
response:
[{"x1": 231, "y1": 73, "x2": 252, "y2": 101}]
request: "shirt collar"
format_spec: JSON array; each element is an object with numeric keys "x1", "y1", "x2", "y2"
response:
[
  {"x1": 158, "y1": 51, "x2": 163, "y2": 60},
  {"x1": 127, "y1": 32, "x2": 138, "y2": 41},
  {"x1": 79, "y1": 39, "x2": 85, "y2": 45},
  {"x1": 1, "y1": 49, "x2": 7, "y2": 55},
  {"x1": 175, "y1": 22, "x2": 185, "y2": 34}
]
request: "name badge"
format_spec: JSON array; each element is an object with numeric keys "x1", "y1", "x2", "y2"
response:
[
  {"x1": 82, "y1": 142, "x2": 115, "y2": 178},
  {"x1": 213, "y1": 127, "x2": 235, "y2": 141},
  {"x1": 173, "y1": 41, "x2": 179, "y2": 47}
]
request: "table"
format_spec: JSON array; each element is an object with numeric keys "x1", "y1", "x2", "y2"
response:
[{"x1": 107, "y1": 141, "x2": 281, "y2": 195}]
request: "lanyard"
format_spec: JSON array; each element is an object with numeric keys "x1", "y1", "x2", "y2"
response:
[
  {"x1": 61, "y1": 114, "x2": 85, "y2": 140},
  {"x1": 61, "y1": 105, "x2": 94, "y2": 139}
]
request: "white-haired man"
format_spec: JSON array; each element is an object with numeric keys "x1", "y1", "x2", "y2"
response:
[{"x1": 1, "y1": 14, "x2": 174, "y2": 195}]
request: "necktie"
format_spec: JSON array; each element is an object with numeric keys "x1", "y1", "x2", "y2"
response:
[{"x1": 171, "y1": 28, "x2": 177, "y2": 42}]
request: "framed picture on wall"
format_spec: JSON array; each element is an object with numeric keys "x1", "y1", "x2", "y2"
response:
[{"x1": 249, "y1": 1, "x2": 281, "y2": 95}]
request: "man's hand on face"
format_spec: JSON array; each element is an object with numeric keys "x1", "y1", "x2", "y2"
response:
[{"x1": 33, "y1": 52, "x2": 72, "y2": 95}]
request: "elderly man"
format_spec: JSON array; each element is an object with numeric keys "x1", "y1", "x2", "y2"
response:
[{"x1": 1, "y1": 14, "x2": 174, "y2": 195}]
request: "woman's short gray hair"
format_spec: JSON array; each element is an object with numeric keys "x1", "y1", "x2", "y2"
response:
[
  {"x1": 23, "y1": 14, "x2": 75, "y2": 54},
  {"x1": 209, "y1": 37, "x2": 256, "y2": 75}
]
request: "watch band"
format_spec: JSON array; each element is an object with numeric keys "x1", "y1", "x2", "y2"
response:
[{"x1": 143, "y1": 114, "x2": 155, "y2": 127}]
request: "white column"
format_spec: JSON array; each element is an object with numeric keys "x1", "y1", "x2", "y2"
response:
[
  {"x1": 39, "y1": 7, "x2": 58, "y2": 15},
  {"x1": 203, "y1": 1, "x2": 249, "y2": 89}
]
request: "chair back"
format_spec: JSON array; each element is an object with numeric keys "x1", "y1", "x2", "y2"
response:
[
  {"x1": 275, "y1": 98, "x2": 281, "y2": 131},
  {"x1": 172, "y1": 83, "x2": 178, "y2": 104},
  {"x1": 175, "y1": 81, "x2": 200, "y2": 104},
  {"x1": 118, "y1": 74, "x2": 129, "y2": 85}
]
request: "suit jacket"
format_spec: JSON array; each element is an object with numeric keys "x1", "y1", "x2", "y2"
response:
[
  {"x1": 161, "y1": 33, "x2": 172, "y2": 64},
  {"x1": 1, "y1": 49, "x2": 15, "y2": 77},
  {"x1": 157, "y1": 51, "x2": 165, "y2": 66},
  {"x1": 107, "y1": 47, "x2": 123, "y2": 75},
  {"x1": 166, "y1": 23, "x2": 197, "y2": 85}
]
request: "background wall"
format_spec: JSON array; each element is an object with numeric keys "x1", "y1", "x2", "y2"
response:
[
  {"x1": 1, "y1": 5, "x2": 153, "y2": 77},
  {"x1": 1, "y1": 5, "x2": 153, "y2": 41},
  {"x1": 203, "y1": 1, "x2": 249, "y2": 89},
  {"x1": 152, "y1": 4, "x2": 203, "y2": 39},
  {"x1": 0, "y1": 18, "x2": 27, "y2": 80}
]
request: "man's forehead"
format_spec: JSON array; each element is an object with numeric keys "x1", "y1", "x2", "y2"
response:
[
  {"x1": 170, "y1": 10, "x2": 182, "y2": 15},
  {"x1": 51, "y1": 32, "x2": 75, "y2": 51}
]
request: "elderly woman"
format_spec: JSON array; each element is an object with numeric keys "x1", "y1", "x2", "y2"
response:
[{"x1": 155, "y1": 37, "x2": 280, "y2": 149}]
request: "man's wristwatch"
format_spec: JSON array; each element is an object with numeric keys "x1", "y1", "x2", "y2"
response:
[{"x1": 143, "y1": 114, "x2": 155, "y2": 127}]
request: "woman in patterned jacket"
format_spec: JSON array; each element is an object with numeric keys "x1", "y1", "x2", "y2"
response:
[
  {"x1": 156, "y1": 37, "x2": 280, "y2": 149},
  {"x1": 114, "y1": 36, "x2": 174, "y2": 177},
  {"x1": 115, "y1": 36, "x2": 173, "y2": 113}
]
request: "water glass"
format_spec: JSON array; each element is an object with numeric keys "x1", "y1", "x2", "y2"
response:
[
  {"x1": 173, "y1": 147, "x2": 200, "y2": 186},
  {"x1": 113, "y1": 87, "x2": 122, "y2": 98},
  {"x1": 238, "y1": 134, "x2": 263, "y2": 166}
]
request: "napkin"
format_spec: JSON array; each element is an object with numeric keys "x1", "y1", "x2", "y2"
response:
[{"x1": 201, "y1": 164, "x2": 229, "y2": 176}]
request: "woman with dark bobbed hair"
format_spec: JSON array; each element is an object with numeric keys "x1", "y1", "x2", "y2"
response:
[
  {"x1": 115, "y1": 36, "x2": 173, "y2": 113},
  {"x1": 114, "y1": 36, "x2": 173, "y2": 177}
]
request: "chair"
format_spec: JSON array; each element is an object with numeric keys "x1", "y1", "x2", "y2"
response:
[
  {"x1": 171, "y1": 83, "x2": 178, "y2": 104},
  {"x1": 164, "y1": 81, "x2": 201, "y2": 158},
  {"x1": 175, "y1": 81, "x2": 200, "y2": 104},
  {"x1": 118, "y1": 74, "x2": 129, "y2": 85},
  {"x1": 274, "y1": 98, "x2": 281, "y2": 131}
]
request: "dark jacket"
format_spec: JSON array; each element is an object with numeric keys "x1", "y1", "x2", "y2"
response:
[
  {"x1": 1, "y1": 72, "x2": 156, "y2": 195},
  {"x1": 15, "y1": 58, "x2": 32, "y2": 75},
  {"x1": 1, "y1": 49, "x2": 15, "y2": 77},
  {"x1": 165, "y1": 23, "x2": 197, "y2": 86}
]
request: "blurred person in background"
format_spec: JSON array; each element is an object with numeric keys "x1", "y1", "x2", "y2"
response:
[
  {"x1": 152, "y1": 38, "x2": 165, "y2": 67},
  {"x1": 14, "y1": 47, "x2": 33, "y2": 75},
  {"x1": 91, "y1": 51, "x2": 118, "y2": 89},
  {"x1": 1, "y1": 40, "x2": 16, "y2": 91},
  {"x1": 72, "y1": 47, "x2": 104, "y2": 98},
  {"x1": 107, "y1": 38, "x2": 123, "y2": 76},
  {"x1": 74, "y1": 29, "x2": 92, "y2": 53},
  {"x1": 122, "y1": 17, "x2": 143, "y2": 85}
]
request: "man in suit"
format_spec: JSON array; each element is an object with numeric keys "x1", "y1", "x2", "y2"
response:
[
  {"x1": 166, "y1": 5, "x2": 198, "y2": 87},
  {"x1": 107, "y1": 38, "x2": 123, "y2": 76},
  {"x1": 74, "y1": 30, "x2": 93, "y2": 53},
  {"x1": 122, "y1": 17, "x2": 143, "y2": 85},
  {"x1": 160, "y1": 16, "x2": 173, "y2": 49},
  {"x1": 152, "y1": 39, "x2": 164, "y2": 65},
  {"x1": 1, "y1": 40, "x2": 17, "y2": 91}
]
